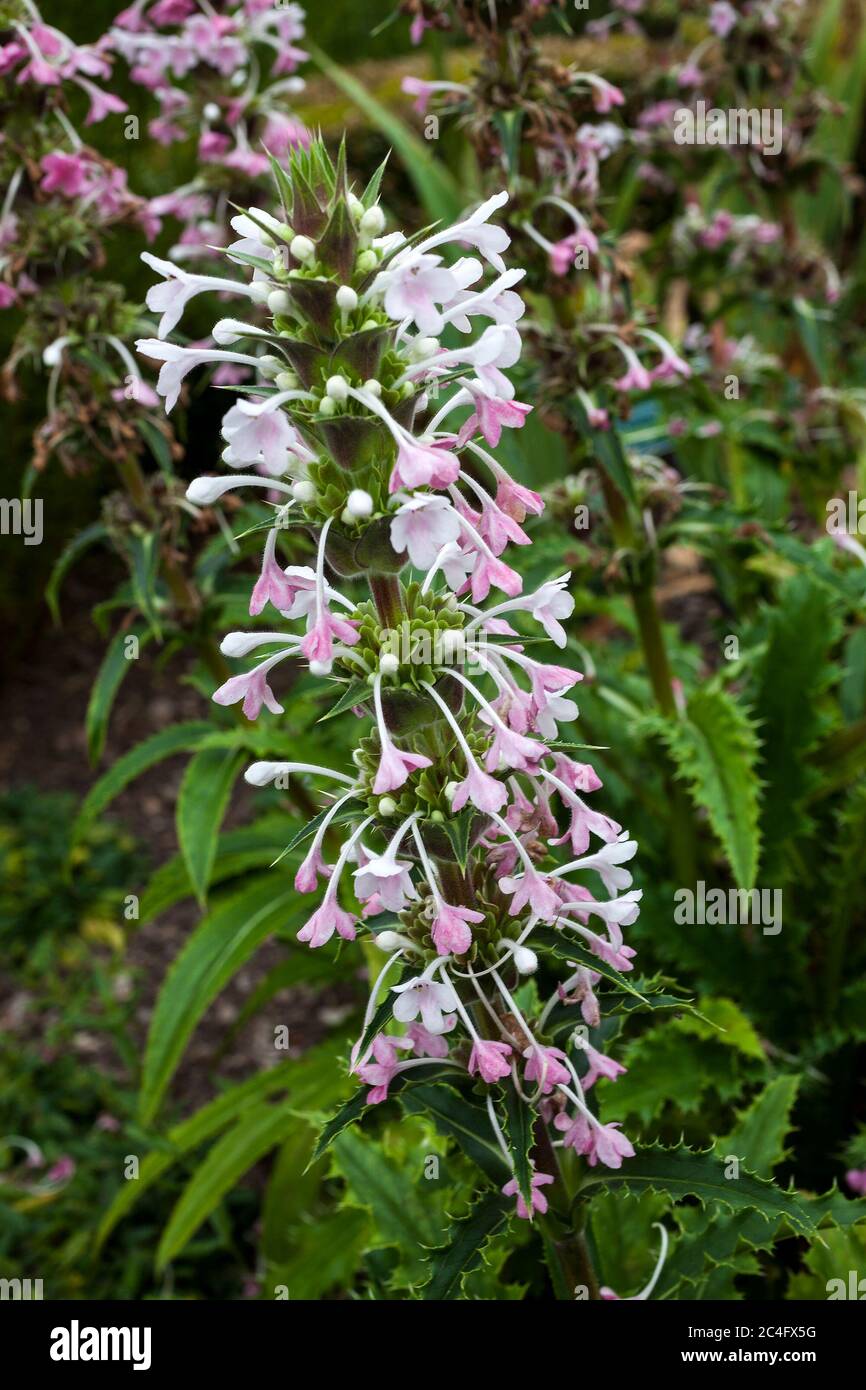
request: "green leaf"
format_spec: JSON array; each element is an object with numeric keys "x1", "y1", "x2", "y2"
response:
[
  {"x1": 310, "y1": 1086, "x2": 370, "y2": 1166},
  {"x1": 74, "y1": 721, "x2": 212, "y2": 837},
  {"x1": 646, "y1": 687, "x2": 762, "y2": 888},
  {"x1": 399, "y1": 1082, "x2": 509, "y2": 1184},
  {"x1": 749, "y1": 573, "x2": 839, "y2": 870},
  {"x1": 263, "y1": 1207, "x2": 370, "y2": 1300},
  {"x1": 156, "y1": 1101, "x2": 303, "y2": 1269},
  {"x1": 717, "y1": 1074, "x2": 801, "y2": 1178},
  {"x1": 139, "y1": 817, "x2": 295, "y2": 921},
  {"x1": 442, "y1": 809, "x2": 474, "y2": 871},
  {"x1": 422, "y1": 1193, "x2": 511, "y2": 1300},
  {"x1": 308, "y1": 44, "x2": 465, "y2": 226},
  {"x1": 85, "y1": 625, "x2": 153, "y2": 764},
  {"x1": 140, "y1": 877, "x2": 301, "y2": 1123},
  {"x1": 95, "y1": 1051, "x2": 339, "y2": 1251},
  {"x1": 127, "y1": 528, "x2": 162, "y2": 637},
  {"x1": 135, "y1": 418, "x2": 174, "y2": 477},
  {"x1": 176, "y1": 746, "x2": 245, "y2": 904},
  {"x1": 46, "y1": 522, "x2": 107, "y2": 625},
  {"x1": 502, "y1": 1082, "x2": 533, "y2": 1208},
  {"x1": 567, "y1": 401, "x2": 637, "y2": 507},
  {"x1": 332, "y1": 1128, "x2": 444, "y2": 1278},
  {"x1": 580, "y1": 1144, "x2": 818, "y2": 1239},
  {"x1": 318, "y1": 678, "x2": 370, "y2": 722}
]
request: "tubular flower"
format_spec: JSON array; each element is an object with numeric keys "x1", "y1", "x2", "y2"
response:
[{"x1": 150, "y1": 143, "x2": 642, "y2": 1227}]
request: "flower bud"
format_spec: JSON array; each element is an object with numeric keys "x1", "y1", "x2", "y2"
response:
[
  {"x1": 291, "y1": 479, "x2": 316, "y2": 502},
  {"x1": 248, "y1": 281, "x2": 271, "y2": 305},
  {"x1": 275, "y1": 371, "x2": 297, "y2": 390},
  {"x1": 203, "y1": 102, "x2": 221, "y2": 122},
  {"x1": 318, "y1": 396, "x2": 336, "y2": 416},
  {"x1": 412, "y1": 336, "x2": 440, "y2": 359},
  {"x1": 439, "y1": 629, "x2": 465, "y2": 660},
  {"x1": 346, "y1": 489, "x2": 373, "y2": 518},
  {"x1": 336, "y1": 285, "x2": 358, "y2": 311},
  {"x1": 379, "y1": 653, "x2": 400, "y2": 676},
  {"x1": 325, "y1": 375, "x2": 349, "y2": 402},
  {"x1": 362, "y1": 378, "x2": 382, "y2": 397},
  {"x1": 257, "y1": 355, "x2": 283, "y2": 377},
  {"x1": 356, "y1": 250, "x2": 378, "y2": 274},
  {"x1": 360, "y1": 205, "x2": 385, "y2": 237},
  {"x1": 268, "y1": 289, "x2": 290, "y2": 314},
  {"x1": 290, "y1": 234, "x2": 315, "y2": 262},
  {"x1": 376, "y1": 930, "x2": 414, "y2": 951},
  {"x1": 309, "y1": 659, "x2": 331, "y2": 676},
  {"x1": 378, "y1": 797, "x2": 398, "y2": 816},
  {"x1": 445, "y1": 781, "x2": 458, "y2": 800},
  {"x1": 504, "y1": 940, "x2": 538, "y2": 975}
]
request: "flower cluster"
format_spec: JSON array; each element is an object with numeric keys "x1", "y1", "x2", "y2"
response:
[
  {"x1": 141, "y1": 141, "x2": 641, "y2": 1216},
  {"x1": 110, "y1": 0, "x2": 309, "y2": 262}
]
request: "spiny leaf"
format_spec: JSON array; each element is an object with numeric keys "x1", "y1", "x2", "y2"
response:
[
  {"x1": 422, "y1": 1193, "x2": 511, "y2": 1300},
  {"x1": 399, "y1": 1082, "x2": 509, "y2": 1185},
  {"x1": 580, "y1": 1144, "x2": 818, "y2": 1239},
  {"x1": 645, "y1": 686, "x2": 762, "y2": 889},
  {"x1": 717, "y1": 1074, "x2": 801, "y2": 1178},
  {"x1": 502, "y1": 1083, "x2": 533, "y2": 1208}
]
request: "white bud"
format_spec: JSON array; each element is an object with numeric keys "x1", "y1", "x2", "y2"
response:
[
  {"x1": 505, "y1": 940, "x2": 538, "y2": 975},
  {"x1": 290, "y1": 234, "x2": 315, "y2": 262},
  {"x1": 346, "y1": 488, "x2": 373, "y2": 518},
  {"x1": 274, "y1": 371, "x2": 297, "y2": 390},
  {"x1": 445, "y1": 781, "x2": 458, "y2": 800},
  {"x1": 356, "y1": 250, "x2": 378, "y2": 274},
  {"x1": 248, "y1": 281, "x2": 271, "y2": 304},
  {"x1": 362, "y1": 378, "x2": 382, "y2": 397},
  {"x1": 379, "y1": 652, "x2": 400, "y2": 676},
  {"x1": 318, "y1": 396, "x2": 336, "y2": 417},
  {"x1": 360, "y1": 205, "x2": 385, "y2": 237},
  {"x1": 378, "y1": 797, "x2": 398, "y2": 817},
  {"x1": 336, "y1": 285, "x2": 358, "y2": 311},
  {"x1": 203, "y1": 102, "x2": 221, "y2": 122},
  {"x1": 376, "y1": 930, "x2": 415, "y2": 951},
  {"x1": 352, "y1": 748, "x2": 365, "y2": 767},
  {"x1": 291, "y1": 479, "x2": 316, "y2": 503},
  {"x1": 413, "y1": 336, "x2": 440, "y2": 359},
  {"x1": 268, "y1": 289, "x2": 290, "y2": 315},
  {"x1": 309, "y1": 659, "x2": 332, "y2": 676},
  {"x1": 325, "y1": 375, "x2": 349, "y2": 402},
  {"x1": 258, "y1": 354, "x2": 284, "y2": 378},
  {"x1": 439, "y1": 629, "x2": 465, "y2": 659},
  {"x1": 347, "y1": 193, "x2": 364, "y2": 220}
]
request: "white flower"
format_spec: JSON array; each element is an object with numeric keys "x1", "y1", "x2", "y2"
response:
[
  {"x1": 390, "y1": 494, "x2": 460, "y2": 570},
  {"x1": 391, "y1": 975, "x2": 459, "y2": 1035}
]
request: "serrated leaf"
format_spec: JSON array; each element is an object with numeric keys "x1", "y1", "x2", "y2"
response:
[
  {"x1": 422, "y1": 1193, "x2": 511, "y2": 1300},
  {"x1": 580, "y1": 1144, "x2": 817, "y2": 1239},
  {"x1": 647, "y1": 687, "x2": 761, "y2": 889},
  {"x1": 502, "y1": 1083, "x2": 533, "y2": 1208},
  {"x1": 176, "y1": 746, "x2": 245, "y2": 904},
  {"x1": 717, "y1": 1075, "x2": 800, "y2": 1179},
  {"x1": 442, "y1": 809, "x2": 474, "y2": 871},
  {"x1": 399, "y1": 1082, "x2": 509, "y2": 1184},
  {"x1": 332, "y1": 1128, "x2": 444, "y2": 1279},
  {"x1": 532, "y1": 926, "x2": 649, "y2": 1003},
  {"x1": 263, "y1": 1207, "x2": 370, "y2": 1300}
]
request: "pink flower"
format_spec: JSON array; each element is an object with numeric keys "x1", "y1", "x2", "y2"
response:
[
  {"x1": 578, "y1": 1040, "x2": 627, "y2": 1089},
  {"x1": 383, "y1": 254, "x2": 459, "y2": 334},
  {"x1": 590, "y1": 78, "x2": 624, "y2": 114},
  {"x1": 406, "y1": 1018, "x2": 455, "y2": 1057},
  {"x1": 250, "y1": 536, "x2": 310, "y2": 617},
  {"x1": 356, "y1": 1033, "x2": 414, "y2": 1103},
  {"x1": 554, "y1": 1110, "x2": 593, "y2": 1153},
  {"x1": 431, "y1": 902, "x2": 484, "y2": 955},
  {"x1": 527, "y1": 577, "x2": 574, "y2": 647},
  {"x1": 495, "y1": 475, "x2": 543, "y2": 523},
  {"x1": 502, "y1": 1170, "x2": 555, "y2": 1220},
  {"x1": 588, "y1": 1121, "x2": 635, "y2": 1169},
  {"x1": 391, "y1": 437, "x2": 461, "y2": 492},
  {"x1": 498, "y1": 866, "x2": 561, "y2": 920},
  {"x1": 522, "y1": 1044, "x2": 571, "y2": 1095},
  {"x1": 77, "y1": 77, "x2": 127, "y2": 125},
  {"x1": 294, "y1": 842, "x2": 332, "y2": 894},
  {"x1": 0, "y1": 284, "x2": 17, "y2": 310},
  {"x1": 466, "y1": 551, "x2": 522, "y2": 604},
  {"x1": 457, "y1": 392, "x2": 532, "y2": 449},
  {"x1": 468, "y1": 1038, "x2": 513, "y2": 1083},
  {"x1": 213, "y1": 663, "x2": 283, "y2": 719},
  {"x1": 46, "y1": 1155, "x2": 76, "y2": 1184},
  {"x1": 372, "y1": 741, "x2": 432, "y2": 795},
  {"x1": 709, "y1": 2, "x2": 738, "y2": 38},
  {"x1": 451, "y1": 763, "x2": 508, "y2": 815},
  {"x1": 845, "y1": 1169, "x2": 866, "y2": 1197},
  {"x1": 40, "y1": 151, "x2": 90, "y2": 198},
  {"x1": 297, "y1": 892, "x2": 356, "y2": 948}
]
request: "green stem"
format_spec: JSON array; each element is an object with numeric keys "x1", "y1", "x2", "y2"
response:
[{"x1": 368, "y1": 573, "x2": 404, "y2": 630}]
